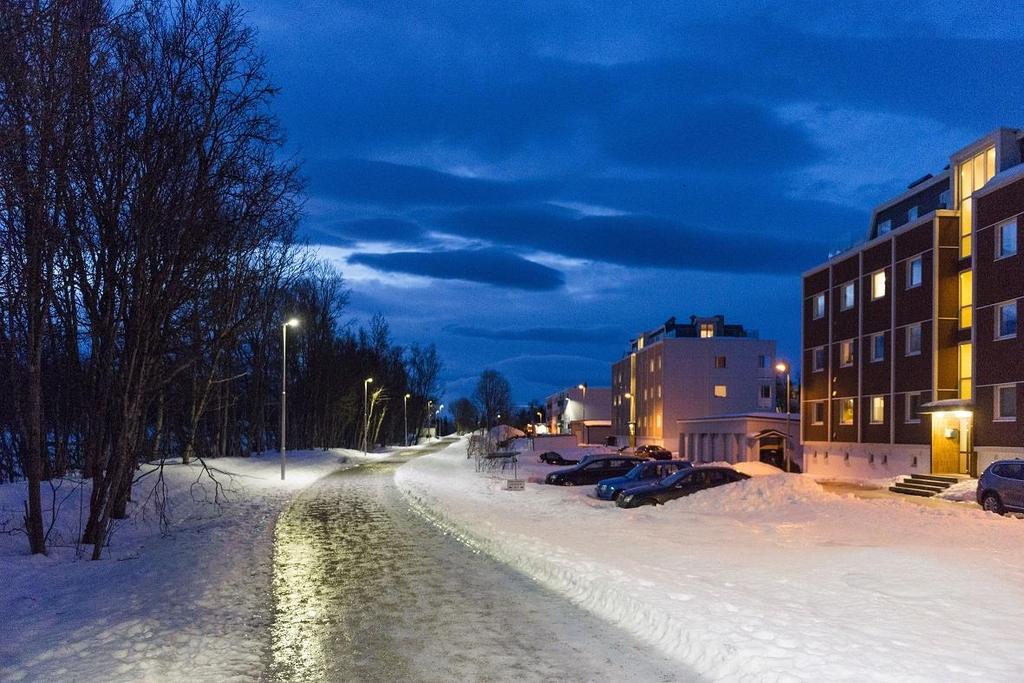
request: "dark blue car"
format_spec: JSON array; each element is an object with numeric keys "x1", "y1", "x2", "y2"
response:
[
  {"x1": 595, "y1": 460, "x2": 692, "y2": 500},
  {"x1": 616, "y1": 466, "x2": 749, "y2": 508}
]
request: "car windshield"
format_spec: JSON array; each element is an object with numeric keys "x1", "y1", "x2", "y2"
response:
[{"x1": 624, "y1": 464, "x2": 647, "y2": 479}]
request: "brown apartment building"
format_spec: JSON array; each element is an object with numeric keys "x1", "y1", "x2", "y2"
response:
[{"x1": 803, "y1": 128, "x2": 1021, "y2": 478}]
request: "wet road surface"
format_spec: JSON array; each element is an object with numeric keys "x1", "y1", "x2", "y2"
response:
[{"x1": 265, "y1": 440, "x2": 688, "y2": 682}]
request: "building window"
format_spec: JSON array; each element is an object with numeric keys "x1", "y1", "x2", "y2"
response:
[
  {"x1": 907, "y1": 256, "x2": 923, "y2": 289},
  {"x1": 907, "y1": 206, "x2": 918, "y2": 221},
  {"x1": 995, "y1": 384, "x2": 1017, "y2": 421},
  {"x1": 812, "y1": 401, "x2": 825, "y2": 425},
  {"x1": 905, "y1": 324, "x2": 922, "y2": 356},
  {"x1": 870, "y1": 396, "x2": 885, "y2": 424},
  {"x1": 649, "y1": 359, "x2": 655, "y2": 373},
  {"x1": 870, "y1": 332, "x2": 885, "y2": 362},
  {"x1": 905, "y1": 392, "x2": 922, "y2": 423},
  {"x1": 957, "y1": 146, "x2": 996, "y2": 258},
  {"x1": 839, "y1": 398, "x2": 854, "y2": 425},
  {"x1": 700, "y1": 323, "x2": 715, "y2": 338},
  {"x1": 839, "y1": 339, "x2": 854, "y2": 367},
  {"x1": 715, "y1": 356, "x2": 727, "y2": 369},
  {"x1": 758, "y1": 354, "x2": 767, "y2": 369},
  {"x1": 840, "y1": 282, "x2": 855, "y2": 311},
  {"x1": 812, "y1": 293, "x2": 826, "y2": 319},
  {"x1": 959, "y1": 342, "x2": 972, "y2": 400},
  {"x1": 760, "y1": 384, "x2": 772, "y2": 399},
  {"x1": 877, "y1": 219, "x2": 892, "y2": 235},
  {"x1": 714, "y1": 385, "x2": 727, "y2": 398},
  {"x1": 871, "y1": 270, "x2": 886, "y2": 300},
  {"x1": 995, "y1": 301, "x2": 1018, "y2": 339},
  {"x1": 959, "y1": 270, "x2": 972, "y2": 329},
  {"x1": 657, "y1": 385, "x2": 662, "y2": 398},
  {"x1": 996, "y1": 218, "x2": 1018, "y2": 259},
  {"x1": 812, "y1": 346, "x2": 826, "y2": 372}
]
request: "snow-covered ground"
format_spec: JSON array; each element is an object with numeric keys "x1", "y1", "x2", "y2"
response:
[
  {"x1": 397, "y1": 438, "x2": 1024, "y2": 681},
  {"x1": 0, "y1": 446, "x2": 406, "y2": 681}
]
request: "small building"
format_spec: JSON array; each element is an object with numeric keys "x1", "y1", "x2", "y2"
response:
[
  {"x1": 569, "y1": 419, "x2": 613, "y2": 446},
  {"x1": 677, "y1": 412, "x2": 801, "y2": 471},
  {"x1": 611, "y1": 314, "x2": 779, "y2": 450},
  {"x1": 545, "y1": 385, "x2": 611, "y2": 434}
]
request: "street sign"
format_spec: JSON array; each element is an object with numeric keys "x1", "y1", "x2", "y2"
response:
[{"x1": 505, "y1": 479, "x2": 525, "y2": 491}]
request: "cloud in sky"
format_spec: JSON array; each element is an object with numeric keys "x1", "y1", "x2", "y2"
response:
[{"x1": 347, "y1": 248, "x2": 565, "y2": 290}]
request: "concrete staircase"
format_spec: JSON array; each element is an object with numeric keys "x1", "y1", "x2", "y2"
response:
[{"x1": 889, "y1": 473, "x2": 961, "y2": 498}]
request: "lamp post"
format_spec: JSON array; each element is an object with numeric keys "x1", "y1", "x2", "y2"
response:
[
  {"x1": 427, "y1": 399, "x2": 433, "y2": 437},
  {"x1": 775, "y1": 361, "x2": 792, "y2": 473},
  {"x1": 624, "y1": 392, "x2": 635, "y2": 448},
  {"x1": 436, "y1": 404, "x2": 444, "y2": 436},
  {"x1": 280, "y1": 318, "x2": 299, "y2": 480},
  {"x1": 404, "y1": 393, "x2": 411, "y2": 447},
  {"x1": 363, "y1": 377, "x2": 373, "y2": 456}
]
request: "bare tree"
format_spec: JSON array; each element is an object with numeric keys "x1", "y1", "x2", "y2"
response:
[{"x1": 473, "y1": 370, "x2": 512, "y2": 428}]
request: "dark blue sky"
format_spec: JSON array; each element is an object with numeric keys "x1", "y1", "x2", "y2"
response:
[{"x1": 247, "y1": 1, "x2": 1024, "y2": 405}]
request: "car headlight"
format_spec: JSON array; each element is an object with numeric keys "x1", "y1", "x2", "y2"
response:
[{"x1": 621, "y1": 495, "x2": 633, "y2": 504}]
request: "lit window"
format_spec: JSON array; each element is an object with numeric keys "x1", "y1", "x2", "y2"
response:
[
  {"x1": 812, "y1": 346, "x2": 826, "y2": 372},
  {"x1": 996, "y1": 219, "x2": 1018, "y2": 259},
  {"x1": 841, "y1": 282, "x2": 855, "y2": 311},
  {"x1": 714, "y1": 385, "x2": 727, "y2": 398},
  {"x1": 959, "y1": 270, "x2": 972, "y2": 329},
  {"x1": 871, "y1": 270, "x2": 886, "y2": 300},
  {"x1": 840, "y1": 339, "x2": 854, "y2": 367},
  {"x1": 870, "y1": 333, "x2": 885, "y2": 362},
  {"x1": 657, "y1": 385, "x2": 662, "y2": 398},
  {"x1": 812, "y1": 402, "x2": 825, "y2": 425},
  {"x1": 877, "y1": 219, "x2": 892, "y2": 235},
  {"x1": 959, "y1": 342, "x2": 972, "y2": 400},
  {"x1": 812, "y1": 293, "x2": 826, "y2": 319},
  {"x1": 905, "y1": 324, "x2": 922, "y2": 356},
  {"x1": 957, "y1": 146, "x2": 995, "y2": 259},
  {"x1": 700, "y1": 323, "x2": 715, "y2": 338},
  {"x1": 870, "y1": 396, "x2": 885, "y2": 424},
  {"x1": 715, "y1": 356, "x2": 727, "y2": 369},
  {"x1": 839, "y1": 398, "x2": 854, "y2": 425},
  {"x1": 996, "y1": 301, "x2": 1018, "y2": 340},
  {"x1": 905, "y1": 392, "x2": 922, "y2": 423},
  {"x1": 995, "y1": 384, "x2": 1017, "y2": 421},
  {"x1": 650, "y1": 359, "x2": 655, "y2": 373},
  {"x1": 907, "y1": 256, "x2": 923, "y2": 289}
]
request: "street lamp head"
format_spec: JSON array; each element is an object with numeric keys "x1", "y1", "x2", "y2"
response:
[
  {"x1": 285, "y1": 318, "x2": 300, "y2": 327},
  {"x1": 624, "y1": 392, "x2": 632, "y2": 399},
  {"x1": 577, "y1": 383, "x2": 586, "y2": 390},
  {"x1": 365, "y1": 377, "x2": 373, "y2": 384},
  {"x1": 775, "y1": 362, "x2": 788, "y2": 373},
  {"x1": 405, "y1": 393, "x2": 411, "y2": 399}
]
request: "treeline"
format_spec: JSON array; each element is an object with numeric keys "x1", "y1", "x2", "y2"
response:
[
  {"x1": 450, "y1": 370, "x2": 545, "y2": 433},
  {"x1": 0, "y1": 0, "x2": 440, "y2": 558}
]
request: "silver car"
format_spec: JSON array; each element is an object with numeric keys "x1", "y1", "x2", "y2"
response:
[{"x1": 977, "y1": 460, "x2": 1024, "y2": 514}]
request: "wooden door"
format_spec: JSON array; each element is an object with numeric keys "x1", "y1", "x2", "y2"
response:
[{"x1": 930, "y1": 414, "x2": 959, "y2": 473}]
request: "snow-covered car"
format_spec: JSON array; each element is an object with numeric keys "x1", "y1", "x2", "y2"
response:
[
  {"x1": 977, "y1": 459, "x2": 1024, "y2": 514},
  {"x1": 594, "y1": 460, "x2": 692, "y2": 500},
  {"x1": 545, "y1": 456, "x2": 647, "y2": 486},
  {"x1": 538, "y1": 451, "x2": 578, "y2": 466},
  {"x1": 616, "y1": 466, "x2": 749, "y2": 508}
]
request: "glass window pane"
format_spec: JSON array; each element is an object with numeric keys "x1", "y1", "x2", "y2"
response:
[
  {"x1": 986, "y1": 147, "x2": 997, "y2": 181},
  {"x1": 973, "y1": 152, "x2": 986, "y2": 192},
  {"x1": 959, "y1": 161, "x2": 972, "y2": 203}
]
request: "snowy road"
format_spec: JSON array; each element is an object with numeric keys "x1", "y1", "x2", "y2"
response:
[{"x1": 265, "y1": 440, "x2": 689, "y2": 682}]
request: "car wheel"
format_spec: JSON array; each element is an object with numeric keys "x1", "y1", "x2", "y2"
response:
[
  {"x1": 982, "y1": 492, "x2": 1004, "y2": 514},
  {"x1": 560, "y1": 480, "x2": 573, "y2": 486}
]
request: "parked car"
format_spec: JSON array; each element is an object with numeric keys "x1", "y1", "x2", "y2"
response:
[
  {"x1": 595, "y1": 460, "x2": 692, "y2": 500},
  {"x1": 616, "y1": 466, "x2": 749, "y2": 508},
  {"x1": 545, "y1": 456, "x2": 648, "y2": 486},
  {"x1": 977, "y1": 459, "x2": 1024, "y2": 514},
  {"x1": 538, "y1": 451, "x2": 578, "y2": 466},
  {"x1": 634, "y1": 444, "x2": 673, "y2": 460}
]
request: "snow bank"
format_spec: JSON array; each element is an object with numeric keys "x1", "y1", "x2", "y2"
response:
[
  {"x1": 0, "y1": 448, "x2": 360, "y2": 682},
  {"x1": 398, "y1": 439, "x2": 1024, "y2": 681},
  {"x1": 937, "y1": 478, "x2": 980, "y2": 503}
]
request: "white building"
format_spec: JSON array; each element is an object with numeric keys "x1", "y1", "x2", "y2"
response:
[{"x1": 545, "y1": 385, "x2": 611, "y2": 434}]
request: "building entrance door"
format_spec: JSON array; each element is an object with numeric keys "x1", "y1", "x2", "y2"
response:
[{"x1": 930, "y1": 412, "x2": 972, "y2": 474}]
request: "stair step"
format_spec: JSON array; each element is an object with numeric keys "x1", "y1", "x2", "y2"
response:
[
  {"x1": 907, "y1": 474, "x2": 959, "y2": 486},
  {"x1": 895, "y1": 481, "x2": 946, "y2": 494},
  {"x1": 889, "y1": 485, "x2": 937, "y2": 498}
]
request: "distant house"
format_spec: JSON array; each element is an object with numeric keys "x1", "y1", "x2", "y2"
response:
[
  {"x1": 545, "y1": 385, "x2": 611, "y2": 435},
  {"x1": 611, "y1": 315, "x2": 779, "y2": 451},
  {"x1": 802, "y1": 127, "x2": 1023, "y2": 478}
]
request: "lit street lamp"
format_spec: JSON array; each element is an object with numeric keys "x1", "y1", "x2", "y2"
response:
[
  {"x1": 623, "y1": 392, "x2": 635, "y2": 448},
  {"x1": 775, "y1": 361, "x2": 792, "y2": 473},
  {"x1": 280, "y1": 318, "x2": 299, "y2": 480},
  {"x1": 363, "y1": 377, "x2": 374, "y2": 456},
  {"x1": 404, "y1": 393, "x2": 411, "y2": 447},
  {"x1": 577, "y1": 383, "x2": 588, "y2": 422}
]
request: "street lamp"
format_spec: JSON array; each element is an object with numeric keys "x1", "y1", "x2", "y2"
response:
[
  {"x1": 404, "y1": 393, "x2": 411, "y2": 447},
  {"x1": 775, "y1": 361, "x2": 792, "y2": 473},
  {"x1": 280, "y1": 318, "x2": 299, "y2": 480},
  {"x1": 436, "y1": 404, "x2": 444, "y2": 435},
  {"x1": 363, "y1": 377, "x2": 373, "y2": 456},
  {"x1": 577, "y1": 383, "x2": 588, "y2": 423}
]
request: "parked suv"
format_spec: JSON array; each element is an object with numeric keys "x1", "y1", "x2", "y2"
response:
[
  {"x1": 977, "y1": 460, "x2": 1024, "y2": 514},
  {"x1": 545, "y1": 456, "x2": 647, "y2": 486}
]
